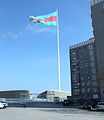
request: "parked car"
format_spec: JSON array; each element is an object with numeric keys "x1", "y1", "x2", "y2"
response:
[
  {"x1": 82, "y1": 99, "x2": 99, "y2": 110},
  {"x1": 0, "y1": 102, "x2": 5, "y2": 109},
  {"x1": 0, "y1": 101, "x2": 8, "y2": 108},
  {"x1": 62, "y1": 99, "x2": 74, "y2": 106},
  {"x1": 54, "y1": 97, "x2": 60, "y2": 103},
  {"x1": 97, "y1": 102, "x2": 104, "y2": 110},
  {"x1": 82, "y1": 102, "x2": 91, "y2": 109}
]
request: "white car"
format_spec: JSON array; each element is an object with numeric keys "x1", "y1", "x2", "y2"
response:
[
  {"x1": 97, "y1": 102, "x2": 104, "y2": 110},
  {"x1": 0, "y1": 102, "x2": 4, "y2": 109},
  {"x1": 0, "y1": 101, "x2": 8, "y2": 108}
]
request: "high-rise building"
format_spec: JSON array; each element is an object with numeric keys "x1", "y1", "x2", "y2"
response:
[
  {"x1": 91, "y1": 0, "x2": 104, "y2": 100},
  {"x1": 70, "y1": 38, "x2": 99, "y2": 101}
]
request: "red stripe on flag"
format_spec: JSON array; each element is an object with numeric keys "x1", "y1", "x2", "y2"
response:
[
  {"x1": 44, "y1": 16, "x2": 56, "y2": 22},
  {"x1": 31, "y1": 18, "x2": 35, "y2": 21}
]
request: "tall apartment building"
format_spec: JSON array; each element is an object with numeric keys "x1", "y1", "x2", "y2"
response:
[
  {"x1": 90, "y1": 0, "x2": 104, "y2": 100},
  {"x1": 70, "y1": 38, "x2": 99, "y2": 101}
]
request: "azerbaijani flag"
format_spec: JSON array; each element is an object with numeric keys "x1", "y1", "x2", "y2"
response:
[{"x1": 29, "y1": 11, "x2": 57, "y2": 26}]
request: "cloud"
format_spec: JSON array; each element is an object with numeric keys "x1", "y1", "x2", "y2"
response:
[
  {"x1": 0, "y1": 32, "x2": 19, "y2": 39},
  {"x1": 0, "y1": 32, "x2": 7, "y2": 39},
  {"x1": 7, "y1": 32, "x2": 19, "y2": 38},
  {"x1": 0, "y1": 24, "x2": 56, "y2": 40},
  {"x1": 25, "y1": 23, "x2": 56, "y2": 34}
]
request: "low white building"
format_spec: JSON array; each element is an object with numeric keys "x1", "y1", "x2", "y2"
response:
[{"x1": 38, "y1": 90, "x2": 71, "y2": 102}]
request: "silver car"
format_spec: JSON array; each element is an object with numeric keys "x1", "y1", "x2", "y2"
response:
[{"x1": 97, "y1": 102, "x2": 104, "y2": 110}]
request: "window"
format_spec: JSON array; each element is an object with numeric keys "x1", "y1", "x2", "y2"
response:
[
  {"x1": 92, "y1": 81, "x2": 97, "y2": 86},
  {"x1": 82, "y1": 83, "x2": 85, "y2": 86},
  {"x1": 74, "y1": 82, "x2": 79, "y2": 86},
  {"x1": 91, "y1": 67, "x2": 96, "y2": 74},
  {"x1": 73, "y1": 92, "x2": 79, "y2": 95},
  {"x1": 90, "y1": 56, "x2": 94, "y2": 61},
  {"x1": 81, "y1": 76, "x2": 84, "y2": 80},
  {"x1": 90, "y1": 62, "x2": 95, "y2": 67},
  {"x1": 88, "y1": 45, "x2": 93, "y2": 50},
  {"x1": 81, "y1": 89, "x2": 85, "y2": 93},
  {"x1": 87, "y1": 88, "x2": 90, "y2": 92},
  {"x1": 88, "y1": 76, "x2": 90, "y2": 79},
  {"x1": 73, "y1": 80, "x2": 78, "y2": 83},
  {"x1": 87, "y1": 82, "x2": 90, "y2": 86},
  {"x1": 74, "y1": 89, "x2": 80, "y2": 93},
  {"x1": 92, "y1": 74, "x2": 96, "y2": 80},
  {"x1": 74, "y1": 86, "x2": 78, "y2": 89},
  {"x1": 95, "y1": 0, "x2": 98, "y2": 4},
  {"x1": 92, "y1": 88, "x2": 97, "y2": 93}
]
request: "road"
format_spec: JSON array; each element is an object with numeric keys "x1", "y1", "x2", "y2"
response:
[{"x1": 0, "y1": 107, "x2": 104, "y2": 120}]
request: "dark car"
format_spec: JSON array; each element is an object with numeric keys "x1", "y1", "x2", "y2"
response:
[
  {"x1": 82, "y1": 99, "x2": 99, "y2": 110},
  {"x1": 82, "y1": 102, "x2": 91, "y2": 109},
  {"x1": 62, "y1": 99, "x2": 74, "y2": 106}
]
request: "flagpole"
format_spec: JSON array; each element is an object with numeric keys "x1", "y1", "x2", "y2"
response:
[{"x1": 56, "y1": 9, "x2": 61, "y2": 92}]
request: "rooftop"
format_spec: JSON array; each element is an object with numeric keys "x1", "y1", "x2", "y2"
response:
[
  {"x1": 90, "y1": 0, "x2": 104, "y2": 6},
  {"x1": 70, "y1": 38, "x2": 95, "y2": 49}
]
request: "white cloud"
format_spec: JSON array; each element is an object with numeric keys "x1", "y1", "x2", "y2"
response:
[
  {"x1": 0, "y1": 32, "x2": 7, "y2": 38},
  {"x1": 0, "y1": 32, "x2": 19, "y2": 39},
  {"x1": 0, "y1": 23, "x2": 56, "y2": 40},
  {"x1": 7, "y1": 32, "x2": 19, "y2": 38},
  {"x1": 25, "y1": 23, "x2": 56, "y2": 34}
]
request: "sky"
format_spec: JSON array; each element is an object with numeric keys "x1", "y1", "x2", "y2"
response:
[{"x1": 0, "y1": 0, "x2": 93, "y2": 93}]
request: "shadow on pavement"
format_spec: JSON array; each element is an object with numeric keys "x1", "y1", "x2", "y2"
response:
[{"x1": 8, "y1": 102, "x2": 68, "y2": 108}]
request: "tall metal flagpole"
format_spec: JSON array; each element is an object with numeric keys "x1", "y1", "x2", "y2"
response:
[{"x1": 56, "y1": 9, "x2": 61, "y2": 92}]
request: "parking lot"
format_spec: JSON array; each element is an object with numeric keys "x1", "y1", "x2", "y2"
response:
[{"x1": 0, "y1": 107, "x2": 104, "y2": 120}]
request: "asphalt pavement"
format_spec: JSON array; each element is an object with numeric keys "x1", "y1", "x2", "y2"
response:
[{"x1": 0, "y1": 107, "x2": 104, "y2": 120}]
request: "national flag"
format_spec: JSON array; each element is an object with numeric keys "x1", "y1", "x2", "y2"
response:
[{"x1": 29, "y1": 11, "x2": 57, "y2": 26}]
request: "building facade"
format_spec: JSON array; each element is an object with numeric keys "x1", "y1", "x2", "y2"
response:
[
  {"x1": 0, "y1": 90, "x2": 30, "y2": 100},
  {"x1": 70, "y1": 38, "x2": 99, "y2": 101},
  {"x1": 38, "y1": 90, "x2": 70, "y2": 102},
  {"x1": 91, "y1": 0, "x2": 104, "y2": 100}
]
